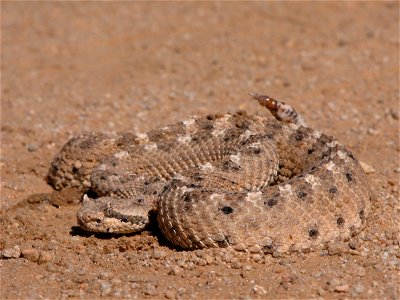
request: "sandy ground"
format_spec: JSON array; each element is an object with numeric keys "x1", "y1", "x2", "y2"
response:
[{"x1": 1, "y1": 2, "x2": 399, "y2": 299}]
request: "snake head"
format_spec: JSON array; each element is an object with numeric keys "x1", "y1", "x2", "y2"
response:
[{"x1": 77, "y1": 194, "x2": 152, "y2": 234}]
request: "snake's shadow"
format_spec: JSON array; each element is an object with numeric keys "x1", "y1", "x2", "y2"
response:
[{"x1": 69, "y1": 211, "x2": 177, "y2": 250}]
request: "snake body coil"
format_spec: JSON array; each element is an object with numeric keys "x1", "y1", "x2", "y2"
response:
[{"x1": 48, "y1": 95, "x2": 372, "y2": 254}]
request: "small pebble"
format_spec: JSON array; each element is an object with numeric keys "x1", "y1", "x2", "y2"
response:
[
  {"x1": 231, "y1": 258, "x2": 242, "y2": 269},
  {"x1": 27, "y1": 144, "x2": 38, "y2": 152},
  {"x1": 37, "y1": 251, "x2": 53, "y2": 264},
  {"x1": 197, "y1": 259, "x2": 207, "y2": 266},
  {"x1": 352, "y1": 283, "x2": 365, "y2": 296},
  {"x1": 356, "y1": 266, "x2": 366, "y2": 277},
  {"x1": 152, "y1": 249, "x2": 166, "y2": 259},
  {"x1": 243, "y1": 265, "x2": 252, "y2": 271},
  {"x1": 252, "y1": 284, "x2": 267, "y2": 295},
  {"x1": 143, "y1": 283, "x2": 157, "y2": 296},
  {"x1": 328, "y1": 243, "x2": 348, "y2": 256},
  {"x1": 204, "y1": 255, "x2": 214, "y2": 265},
  {"x1": 334, "y1": 284, "x2": 350, "y2": 293},
  {"x1": 165, "y1": 290, "x2": 176, "y2": 299},
  {"x1": 252, "y1": 254, "x2": 262, "y2": 262},
  {"x1": 312, "y1": 271, "x2": 322, "y2": 278},
  {"x1": 388, "y1": 108, "x2": 399, "y2": 120},
  {"x1": 367, "y1": 128, "x2": 379, "y2": 136},
  {"x1": 195, "y1": 250, "x2": 204, "y2": 258},
  {"x1": 348, "y1": 240, "x2": 360, "y2": 250},
  {"x1": 1, "y1": 246, "x2": 21, "y2": 259},
  {"x1": 98, "y1": 272, "x2": 112, "y2": 279},
  {"x1": 360, "y1": 161, "x2": 376, "y2": 174},
  {"x1": 100, "y1": 282, "x2": 112, "y2": 296},
  {"x1": 169, "y1": 265, "x2": 182, "y2": 276},
  {"x1": 21, "y1": 248, "x2": 40, "y2": 262}
]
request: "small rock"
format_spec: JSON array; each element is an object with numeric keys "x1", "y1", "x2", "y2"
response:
[
  {"x1": 165, "y1": 290, "x2": 176, "y2": 299},
  {"x1": 312, "y1": 271, "x2": 322, "y2": 278},
  {"x1": 252, "y1": 284, "x2": 267, "y2": 295},
  {"x1": 197, "y1": 259, "x2": 207, "y2": 266},
  {"x1": 351, "y1": 283, "x2": 365, "y2": 296},
  {"x1": 252, "y1": 254, "x2": 262, "y2": 262},
  {"x1": 152, "y1": 249, "x2": 166, "y2": 259},
  {"x1": 355, "y1": 266, "x2": 366, "y2": 277},
  {"x1": 328, "y1": 278, "x2": 342, "y2": 291},
  {"x1": 177, "y1": 287, "x2": 186, "y2": 296},
  {"x1": 46, "y1": 264, "x2": 57, "y2": 272},
  {"x1": 231, "y1": 258, "x2": 242, "y2": 269},
  {"x1": 27, "y1": 144, "x2": 38, "y2": 152},
  {"x1": 143, "y1": 283, "x2": 157, "y2": 296},
  {"x1": 111, "y1": 278, "x2": 122, "y2": 285},
  {"x1": 168, "y1": 265, "x2": 182, "y2": 276},
  {"x1": 360, "y1": 161, "x2": 376, "y2": 174},
  {"x1": 389, "y1": 108, "x2": 399, "y2": 120},
  {"x1": 367, "y1": 128, "x2": 379, "y2": 136},
  {"x1": 98, "y1": 272, "x2": 112, "y2": 279},
  {"x1": 328, "y1": 243, "x2": 348, "y2": 256},
  {"x1": 317, "y1": 287, "x2": 325, "y2": 296},
  {"x1": 37, "y1": 251, "x2": 53, "y2": 264},
  {"x1": 1, "y1": 246, "x2": 21, "y2": 259},
  {"x1": 334, "y1": 284, "x2": 350, "y2": 293},
  {"x1": 100, "y1": 282, "x2": 112, "y2": 296},
  {"x1": 21, "y1": 248, "x2": 40, "y2": 262},
  {"x1": 221, "y1": 252, "x2": 233, "y2": 263},
  {"x1": 348, "y1": 240, "x2": 360, "y2": 250},
  {"x1": 204, "y1": 255, "x2": 214, "y2": 265},
  {"x1": 243, "y1": 265, "x2": 252, "y2": 271},
  {"x1": 72, "y1": 275, "x2": 86, "y2": 284}
]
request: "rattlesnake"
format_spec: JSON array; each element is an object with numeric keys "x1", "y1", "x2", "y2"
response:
[{"x1": 48, "y1": 94, "x2": 372, "y2": 254}]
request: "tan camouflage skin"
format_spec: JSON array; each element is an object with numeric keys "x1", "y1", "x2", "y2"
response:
[{"x1": 48, "y1": 96, "x2": 372, "y2": 254}]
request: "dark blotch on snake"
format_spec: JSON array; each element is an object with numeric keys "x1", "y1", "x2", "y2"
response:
[
  {"x1": 337, "y1": 217, "x2": 345, "y2": 227},
  {"x1": 266, "y1": 198, "x2": 278, "y2": 207},
  {"x1": 295, "y1": 131, "x2": 305, "y2": 141},
  {"x1": 297, "y1": 191, "x2": 307, "y2": 199},
  {"x1": 346, "y1": 173, "x2": 353, "y2": 182},
  {"x1": 253, "y1": 147, "x2": 262, "y2": 154},
  {"x1": 309, "y1": 228, "x2": 319, "y2": 238},
  {"x1": 329, "y1": 186, "x2": 338, "y2": 194},
  {"x1": 221, "y1": 206, "x2": 234, "y2": 214},
  {"x1": 359, "y1": 210, "x2": 365, "y2": 222}
]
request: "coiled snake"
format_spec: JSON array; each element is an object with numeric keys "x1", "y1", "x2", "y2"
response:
[{"x1": 48, "y1": 94, "x2": 372, "y2": 254}]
